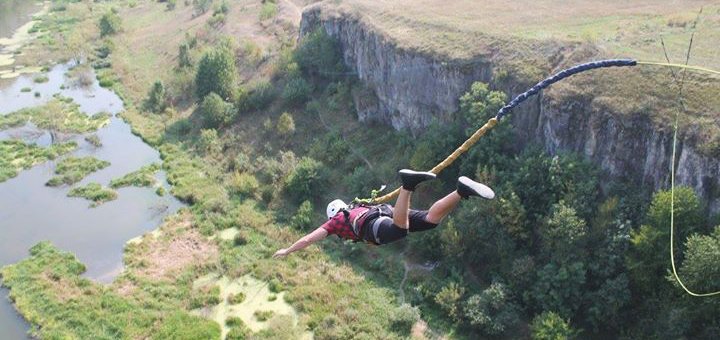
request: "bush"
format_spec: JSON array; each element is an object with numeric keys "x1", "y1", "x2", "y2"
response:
[
  {"x1": 291, "y1": 200, "x2": 314, "y2": 230},
  {"x1": 268, "y1": 278, "x2": 283, "y2": 293},
  {"x1": 463, "y1": 282, "x2": 520, "y2": 336},
  {"x1": 246, "y1": 80, "x2": 275, "y2": 111},
  {"x1": 254, "y1": 310, "x2": 274, "y2": 322},
  {"x1": 195, "y1": 45, "x2": 237, "y2": 101},
  {"x1": 227, "y1": 292, "x2": 246, "y2": 304},
  {"x1": 389, "y1": 303, "x2": 420, "y2": 334},
  {"x1": 435, "y1": 282, "x2": 465, "y2": 322},
  {"x1": 285, "y1": 157, "x2": 324, "y2": 202},
  {"x1": 199, "y1": 92, "x2": 235, "y2": 128},
  {"x1": 166, "y1": 0, "x2": 177, "y2": 10},
  {"x1": 281, "y1": 77, "x2": 312, "y2": 104},
  {"x1": 276, "y1": 112, "x2": 295, "y2": 135},
  {"x1": 230, "y1": 171, "x2": 259, "y2": 197},
  {"x1": 144, "y1": 80, "x2": 167, "y2": 113},
  {"x1": 259, "y1": 1, "x2": 278, "y2": 20},
  {"x1": 531, "y1": 311, "x2": 576, "y2": 340},
  {"x1": 99, "y1": 11, "x2": 122, "y2": 37},
  {"x1": 198, "y1": 128, "x2": 221, "y2": 154},
  {"x1": 178, "y1": 42, "x2": 192, "y2": 68}
]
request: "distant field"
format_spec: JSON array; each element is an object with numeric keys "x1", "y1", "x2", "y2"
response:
[
  {"x1": 317, "y1": 0, "x2": 720, "y2": 68},
  {"x1": 313, "y1": 0, "x2": 720, "y2": 148}
]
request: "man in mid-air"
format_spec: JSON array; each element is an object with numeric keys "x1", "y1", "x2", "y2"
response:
[{"x1": 273, "y1": 169, "x2": 494, "y2": 258}]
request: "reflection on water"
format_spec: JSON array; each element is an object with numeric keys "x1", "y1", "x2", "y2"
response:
[{"x1": 0, "y1": 63, "x2": 184, "y2": 339}]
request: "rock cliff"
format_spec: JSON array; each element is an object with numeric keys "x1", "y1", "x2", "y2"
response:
[{"x1": 299, "y1": 5, "x2": 720, "y2": 213}]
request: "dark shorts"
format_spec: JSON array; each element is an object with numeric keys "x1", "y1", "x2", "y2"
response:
[{"x1": 361, "y1": 209, "x2": 438, "y2": 245}]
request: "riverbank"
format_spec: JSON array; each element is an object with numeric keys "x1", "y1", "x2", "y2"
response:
[{"x1": 0, "y1": 1, "x2": 47, "y2": 80}]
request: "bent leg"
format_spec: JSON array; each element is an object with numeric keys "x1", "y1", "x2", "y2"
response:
[{"x1": 426, "y1": 191, "x2": 462, "y2": 224}]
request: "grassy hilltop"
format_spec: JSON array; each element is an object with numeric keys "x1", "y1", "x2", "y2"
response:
[{"x1": 312, "y1": 0, "x2": 720, "y2": 150}]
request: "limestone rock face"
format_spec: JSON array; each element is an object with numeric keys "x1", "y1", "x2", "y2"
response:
[{"x1": 300, "y1": 6, "x2": 720, "y2": 213}]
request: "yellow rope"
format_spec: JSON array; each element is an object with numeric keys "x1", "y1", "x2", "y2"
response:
[
  {"x1": 372, "y1": 118, "x2": 498, "y2": 203},
  {"x1": 637, "y1": 61, "x2": 720, "y2": 76},
  {"x1": 669, "y1": 111, "x2": 720, "y2": 297}
]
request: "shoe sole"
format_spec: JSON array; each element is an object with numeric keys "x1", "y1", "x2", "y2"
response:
[
  {"x1": 459, "y1": 176, "x2": 495, "y2": 199},
  {"x1": 399, "y1": 169, "x2": 437, "y2": 179}
]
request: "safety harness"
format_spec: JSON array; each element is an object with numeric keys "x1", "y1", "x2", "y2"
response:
[{"x1": 341, "y1": 203, "x2": 394, "y2": 245}]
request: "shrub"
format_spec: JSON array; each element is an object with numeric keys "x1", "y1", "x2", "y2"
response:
[
  {"x1": 291, "y1": 200, "x2": 314, "y2": 230},
  {"x1": 199, "y1": 92, "x2": 235, "y2": 128},
  {"x1": 268, "y1": 278, "x2": 283, "y2": 293},
  {"x1": 227, "y1": 292, "x2": 246, "y2": 304},
  {"x1": 178, "y1": 42, "x2": 192, "y2": 68},
  {"x1": 230, "y1": 171, "x2": 259, "y2": 197},
  {"x1": 246, "y1": 80, "x2": 275, "y2": 111},
  {"x1": 166, "y1": 0, "x2": 177, "y2": 10},
  {"x1": 195, "y1": 45, "x2": 237, "y2": 101},
  {"x1": 285, "y1": 157, "x2": 324, "y2": 202},
  {"x1": 144, "y1": 80, "x2": 167, "y2": 113},
  {"x1": 193, "y1": 0, "x2": 213, "y2": 15},
  {"x1": 198, "y1": 128, "x2": 221, "y2": 154},
  {"x1": 99, "y1": 11, "x2": 122, "y2": 37},
  {"x1": 226, "y1": 325, "x2": 249, "y2": 340},
  {"x1": 254, "y1": 310, "x2": 274, "y2": 322},
  {"x1": 531, "y1": 311, "x2": 576, "y2": 340},
  {"x1": 33, "y1": 75, "x2": 49, "y2": 83},
  {"x1": 389, "y1": 303, "x2": 420, "y2": 334},
  {"x1": 435, "y1": 282, "x2": 465, "y2": 322},
  {"x1": 259, "y1": 1, "x2": 278, "y2": 20},
  {"x1": 463, "y1": 282, "x2": 520, "y2": 336},
  {"x1": 281, "y1": 77, "x2": 312, "y2": 104},
  {"x1": 276, "y1": 112, "x2": 295, "y2": 135}
]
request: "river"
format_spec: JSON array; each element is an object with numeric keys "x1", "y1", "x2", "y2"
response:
[{"x1": 0, "y1": 3, "x2": 185, "y2": 338}]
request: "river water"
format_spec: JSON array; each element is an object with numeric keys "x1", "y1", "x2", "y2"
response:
[{"x1": 0, "y1": 4, "x2": 185, "y2": 338}]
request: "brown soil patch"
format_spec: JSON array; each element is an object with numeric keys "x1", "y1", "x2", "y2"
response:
[{"x1": 127, "y1": 211, "x2": 218, "y2": 281}]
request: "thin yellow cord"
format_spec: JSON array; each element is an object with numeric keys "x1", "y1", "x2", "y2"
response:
[
  {"x1": 669, "y1": 113, "x2": 720, "y2": 297},
  {"x1": 638, "y1": 61, "x2": 720, "y2": 76}
]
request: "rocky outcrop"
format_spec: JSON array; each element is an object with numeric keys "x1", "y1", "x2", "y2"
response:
[{"x1": 299, "y1": 5, "x2": 720, "y2": 213}]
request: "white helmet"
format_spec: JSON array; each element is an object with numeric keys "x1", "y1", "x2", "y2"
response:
[{"x1": 326, "y1": 199, "x2": 348, "y2": 219}]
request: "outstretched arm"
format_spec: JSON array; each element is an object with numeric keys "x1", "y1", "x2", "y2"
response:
[{"x1": 273, "y1": 226, "x2": 329, "y2": 258}]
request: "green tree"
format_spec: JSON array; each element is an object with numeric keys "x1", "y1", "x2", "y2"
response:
[
  {"x1": 626, "y1": 187, "x2": 705, "y2": 295},
  {"x1": 98, "y1": 11, "x2": 122, "y2": 37},
  {"x1": 198, "y1": 128, "x2": 221, "y2": 155},
  {"x1": 463, "y1": 282, "x2": 520, "y2": 335},
  {"x1": 282, "y1": 77, "x2": 312, "y2": 104},
  {"x1": 530, "y1": 311, "x2": 576, "y2": 340},
  {"x1": 531, "y1": 262, "x2": 586, "y2": 318},
  {"x1": 677, "y1": 226, "x2": 720, "y2": 294},
  {"x1": 291, "y1": 200, "x2": 314, "y2": 230},
  {"x1": 435, "y1": 282, "x2": 465, "y2": 322},
  {"x1": 178, "y1": 42, "x2": 192, "y2": 68},
  {"x1": 144, "y1": 80, "x2": 167, "y2": 113},
  {"x1": 195, "y1": 45, "x2": 237, "y2": 101},
  {"x1": 199, "y1": 92, "x2": 235, "y2": 128},
  {"x1": 285, "y1": 157, "x2": 324, "y2": 202},
  {"x1": 541, "y1": 202, "x2": 588, "y2": 262},
  {"x1": 277, "y1": 112, "x2": 295, "y2": 135}
]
